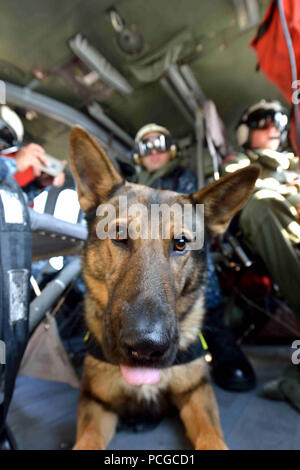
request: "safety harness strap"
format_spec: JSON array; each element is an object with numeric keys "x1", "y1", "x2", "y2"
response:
[{"x1": 0, "y1": 177, "x2": 31, "y2": 440}]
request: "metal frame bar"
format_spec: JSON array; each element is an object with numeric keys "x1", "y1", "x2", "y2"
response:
[
  {"x1": 160, "y1": 76, "x2": 194, "y2": 126},
  {"x1": 88, "y1": 102, "x2": 134, "y2": 147},
  {"x1": 167, "y1": 64, "x2": 199, "y2": 114},
  {"x1": 163, "y1": 65, "x2": 207, "y2": 189},
  {"x1": 29, "y1": 209, "x2": 87, "y2": 242},
  {"x1": 161, "y1": 64, "x2": 226, "y2": 188},
  {"x1": 179, "y1": 64, "x2": 206, "y2": 106},
  {"x1": 29, "y1": 257, "x2": 82, "y2": 333},
  {"x1": 195, "y1": 109, "x2": 205, "y2": 189},
  {"x1": 69, "y1": 33, "x2": 133, "y2": 96},
  {"x1": 4, "y1": 82, "x2": 129, "y2": 158},
  {"x1": 232, "y1": 0, "x2": 260, "y2": 31}
]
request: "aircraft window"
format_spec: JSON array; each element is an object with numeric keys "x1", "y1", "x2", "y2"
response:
[
  {"x1": 53, "y1": 189, "x2": 80, "y2": 223},
  {"x1": 49, "y1": 256, "x2": 64, "y2": 271},
  {"x1": 33, "y1": 190, "x2": 48, "y2": 213}
]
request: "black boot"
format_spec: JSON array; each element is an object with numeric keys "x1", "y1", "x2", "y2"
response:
[
  {"x1": 261, "y1": 363, "x2": 300, "y2": 412},
  {"x1": 203, "y1": 307, "x2": 256, "y2": 392}
]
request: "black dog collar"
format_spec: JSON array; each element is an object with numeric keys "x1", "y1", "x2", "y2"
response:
[{"x1": 84, "y1": 331, "x2": 209, "y2": 366}]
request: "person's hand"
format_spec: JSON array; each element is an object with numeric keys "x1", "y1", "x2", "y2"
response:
[
  {"x1": 52, "y1": 161, "x2": 67, "y2": 187},
  {"x1": 288, "y1": 178, "x2": 300, "y2": 192},
  {"x1": 35, "y1": 160, "x2": 67, "y2": 188},
  {"x1": 15, "y1": 143, "x2": 48, "y2": 176},
  {"x1": 296, "y1": 203, "x2": 300, "y2": 222}
]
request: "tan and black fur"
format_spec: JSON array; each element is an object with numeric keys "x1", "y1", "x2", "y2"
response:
[{"x1": 70, "y1": 127, "x2": 259, "y2": 450}]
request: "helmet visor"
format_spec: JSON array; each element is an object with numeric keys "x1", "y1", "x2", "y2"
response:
[
  {"x1": 0, "y1": 120, "x2": 18, "y2": 150},
  {"x1": 247, "y1": 109, "x2": 288, "y2": 132},
  {"x1": 137, "y1": 134, "x2": 171, "y2": 157}
]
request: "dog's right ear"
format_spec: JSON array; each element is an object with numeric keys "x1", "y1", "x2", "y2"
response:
[
  {"x1": 191, "y1": 165, "x2": 260, "y2": 236},
  {"x1": 70, "y1": 127, "x2": 124, "y2": 212}
]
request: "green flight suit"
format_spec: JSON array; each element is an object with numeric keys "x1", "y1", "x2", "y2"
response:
[{"x1": 222, "y1": 148, "x2": 300, "y2": 319}]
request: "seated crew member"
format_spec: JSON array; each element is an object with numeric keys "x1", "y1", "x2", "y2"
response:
[
  {"x1": 223, "y1": 100, "x2": 300, "y2": 410},
  {"x1": 131, "y1": 122, "x2": 256, "y2": 391},
  {"x1": 0, "y1": 105, "x2": 66, "y2": 203}
]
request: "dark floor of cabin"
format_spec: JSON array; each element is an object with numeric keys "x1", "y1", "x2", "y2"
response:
[{"x1": 7, "y1": 345, "x2": 300, "y2": 450}]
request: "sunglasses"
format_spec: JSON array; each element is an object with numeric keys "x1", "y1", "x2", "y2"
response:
[
  {"x1": 247, "y1": 110, "x2": 288, "y2": 132},
  {"x1": 137, "y1": 134, "x2": 172, "y2": 157},
  {"x1": 0, "y1": 121, "x2": 18, "y2": 149}
]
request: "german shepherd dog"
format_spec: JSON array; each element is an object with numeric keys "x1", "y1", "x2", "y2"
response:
[{"x1": 70, "y1": 127, "x2": 259, "y2": 450}]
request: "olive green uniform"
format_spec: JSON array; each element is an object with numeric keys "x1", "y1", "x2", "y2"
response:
[{"x1": 222, "y1": 148, "x2": 300, "y2": 318}]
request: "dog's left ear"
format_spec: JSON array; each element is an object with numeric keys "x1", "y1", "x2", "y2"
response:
[
  {"x1": 70, "y1": 126, "x2": 124, "y2": 212},
  {"x1": 191, "y1": 165, "x2": 260, "y2": 236}
]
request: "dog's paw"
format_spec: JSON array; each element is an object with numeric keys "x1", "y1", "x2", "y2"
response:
[
  {"x1": 195, "y1": 436, "x2": 228, "y2": 450},
  {"x1": 73, "y1": 432, "x2": 105, "y2": 450}
]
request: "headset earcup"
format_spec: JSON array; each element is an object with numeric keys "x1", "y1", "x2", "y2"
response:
[
  {"x1": 236, "y1": 123, "x2": 249, "y2": 147},
  {"x1": 169, "y1": 144, "x2": 177, "y2": 160},
  {"x1": 133, "y1": 153, "x2": 142, "y2": 166}
]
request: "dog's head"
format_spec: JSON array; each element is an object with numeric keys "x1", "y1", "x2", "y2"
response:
[{"x1": 70, "y1": 127, "x2": 259, "y2": 386}]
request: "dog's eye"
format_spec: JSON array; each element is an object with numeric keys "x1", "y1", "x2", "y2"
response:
[
  {"x1": 114, "y1": 226, "x2": 128, "y2": 243},
  {"x1": 174, "y1": 237, "x2": 188, "y2": 252}
]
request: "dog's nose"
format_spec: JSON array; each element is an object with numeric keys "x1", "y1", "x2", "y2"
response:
[{"x1": 120, "y1": 329, "x2": 170, "y2": 361}]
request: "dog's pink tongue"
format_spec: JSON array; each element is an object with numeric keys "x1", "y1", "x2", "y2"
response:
[{"x1": 120, "y1": 365, "x2": 160, "y2": 386}]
